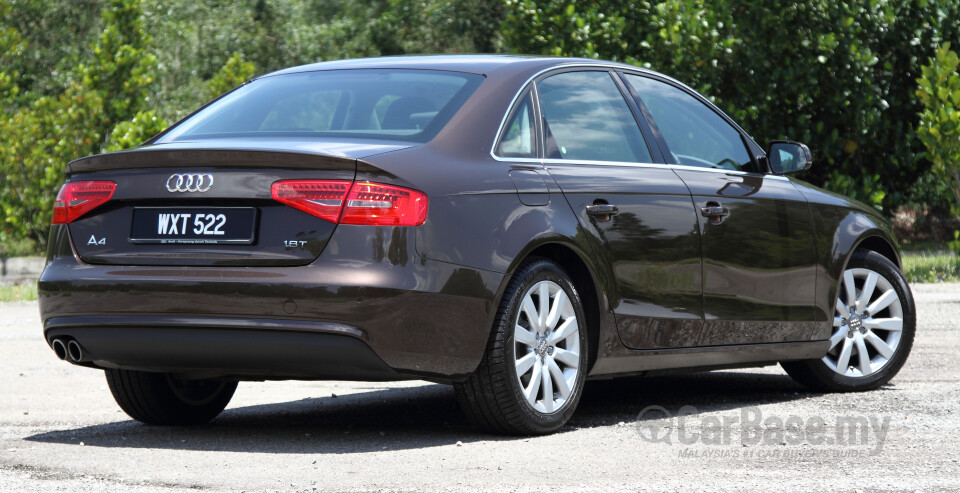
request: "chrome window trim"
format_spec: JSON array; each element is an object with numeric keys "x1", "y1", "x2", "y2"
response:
[
  {"x1": 617, "y1": 71, "x2": 763, "y2": 157},
  {"x1": 496, "y1": 157, "x2": 543, "y2": 165},
  {"x1": 488, "y1": 62, "x2": 778, "y2": 179},
  {"x1": 493, "y1": 90, "x2": 538, "y2": 160},
  {"x1": 538, "y1": 158, "x2": 788, "y2": 181},
  {"x1": 491, "y1": 156, "x2": 788, "y2": 181},
  {"x1": 668, "y1": 163, "x2": 789, "y2": 181},
  {"x1": 489, "y1": 62, "x2": 657, "y2": 164}
]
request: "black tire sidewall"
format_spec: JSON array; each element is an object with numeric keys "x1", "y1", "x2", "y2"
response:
[
  {"x1": 156, "y1": 374, "x2": 237, "y2": 424},
  {"x1": 501, "y1": 259, "x2": 588, "y2": 432},
  {"x1": 106, "y1": 369, "x2": 237, "y2": 425}
]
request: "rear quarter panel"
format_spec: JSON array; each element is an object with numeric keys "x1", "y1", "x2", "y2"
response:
[
  {"x1": 357, "y1": 146, "x2": 602, "y2": 377},
  {"x1": 362, "y1": 145, "x2": 590, "y2": 277}
]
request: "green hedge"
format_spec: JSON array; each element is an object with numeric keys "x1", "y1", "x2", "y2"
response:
[
  {"x1": 2, "y1": 0, "x2": 959, "y2": 253},
  {"x1": 503, "y1": 0, "x2": 960, "y2": 210}
]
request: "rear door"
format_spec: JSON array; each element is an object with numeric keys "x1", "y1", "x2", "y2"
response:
[
  {"x1": 528, "y1": 69, "x2": 705, "y2": 349},
  {"x1": 622, "y1": 73, "x2": 819, "y2": 345}
]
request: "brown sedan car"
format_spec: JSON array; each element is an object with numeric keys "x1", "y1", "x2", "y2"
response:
[{"x1": 39, "y1": 55, "x2": 915, "y2": 434}]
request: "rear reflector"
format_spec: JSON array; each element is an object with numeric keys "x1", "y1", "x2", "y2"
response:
[
  {"x1": 271, "y1": 180, "x2": 428, "y2": 226},
  {"x1": 51, "y1": 181, "x2": 116, "y2": 224}
]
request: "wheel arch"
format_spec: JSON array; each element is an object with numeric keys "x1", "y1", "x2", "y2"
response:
[
  {"x1": 832, "y1": 232, "x2": 902, "y2": 310},
  {"x1": 851, "y1": 235, "x2": 901, "y2": 270},
  {"x1": 821, "y1": 227, "x2": 903, "y2": 340},
  {"x1": 497, "y1": 238, "x2": 607, "y2": 371}
]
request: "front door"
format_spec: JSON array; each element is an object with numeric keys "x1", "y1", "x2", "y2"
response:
[{"x1": 623, "y1": 73, "x2": 819, "y2": 346}]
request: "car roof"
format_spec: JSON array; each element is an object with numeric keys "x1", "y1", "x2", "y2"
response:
[{"x1": 263, "y1": 54, "x2": 651, "y2": 79}]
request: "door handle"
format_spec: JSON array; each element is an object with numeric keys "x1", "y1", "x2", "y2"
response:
[
  {"x1": 586, "y1": 203, "x2": 618, "y2": 222},
  {"x1": 586, "y1": 204, "x2": 619, "y2": 215},
  {"x1": 700, "y1": 205, "x2": 728, "y2": 217},
  {"x1": 700, "y1": 202, "x2": 729, "y2": 224}
]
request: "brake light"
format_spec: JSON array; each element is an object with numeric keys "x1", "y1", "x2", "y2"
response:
[
  {"x1": 271, "y1": 180, "x2": 428, "y2": 226},
  {"x1": 51, "y1": 181, "x2": 116, "y2": 224},
  {"x1": 270, "y1": 180, "x2": 351, "y2": 223},
  {"x1": 340, "y1": 182, "x2": 428, "y2": 226}
]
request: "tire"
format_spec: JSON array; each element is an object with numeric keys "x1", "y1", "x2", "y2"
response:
[
  {"x1": 782, "y1": 250, "x2": 916, "y2": 392},
  {"x1": 454, "y1": 258, "x2": 589, "y2": 435},
  {"x1": 105, "y1": 369, "x2": 237, "y2": 425}
]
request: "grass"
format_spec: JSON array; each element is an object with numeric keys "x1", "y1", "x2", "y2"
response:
[
  {"x1": 902, "y1": 251, "x2": 960, "y2": 283},
  {"x1": 0, "y1": 280, "x2": 38, "y2": 302},
  {"x1": 899, "y1": 240, "x2": 951, "y2": 254}
]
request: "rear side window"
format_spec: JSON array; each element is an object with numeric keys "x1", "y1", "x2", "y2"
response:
[
  {"x1": 625, "y1": 74, "x2": 753, "y2": 171},
  {"x1": 159, "y1": 69, "x2": 484, "y2": 144},
  {"x1": 496, "y1": 92, "x2": 536, "y2": 158},
  {"x1": 536, "y1": 71, "x2": 651, "y2": 163}
]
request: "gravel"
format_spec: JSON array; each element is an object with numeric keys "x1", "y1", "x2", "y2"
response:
[{"x1": 1, "y1": 283, "x2": 958, "y2": 492}]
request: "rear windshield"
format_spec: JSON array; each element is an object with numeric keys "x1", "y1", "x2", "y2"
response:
[{"x1": 158, "y1": 69, "x2": 484, "y2": 144}]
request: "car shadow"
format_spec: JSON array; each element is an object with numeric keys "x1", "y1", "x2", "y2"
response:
[
  {"x1": 24, "y1": 370, "x2": 814, "y2": 454},
  {"x1": 576, "y1": 369, "x2": 812, "y2": 426}
]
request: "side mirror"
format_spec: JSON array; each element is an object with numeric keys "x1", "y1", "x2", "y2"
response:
[{"x1": 767, "y1": 140, "x2": 812, "y2": 175}]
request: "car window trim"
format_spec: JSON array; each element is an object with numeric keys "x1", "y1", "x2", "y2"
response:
[
  {"x1": 608, "y1": 70, "x2": 665, "y2": 163},
  {"x1": 492, "y1": 79, "x2": 540, "y2": 163},
  {"x1": 530, "y1": 82, "x2": 545, "y2": 159},
  {"x1": 493, "y1": 89, "x2": 540, "y2": 159},
  {"x1": 614, "y1": 70, "x2": 671, "y2": 165},
  {"x1": 490, "y1": 63, "x2": 666, "y2": 165},
  {"x1": 617, "y1": 70, "x2": 769, "y2": 174},
  {"x1": 531, "y1": 67, "x2": 659, "y2": 164},
  {"x1": 540, "y1": 158, "x2": 789, "y2": 181},
  {"x1": 488, "y1": 63, "x2": 774, "y2": 175},
  {"x1": 623, "y1": 69, "x2": 761, "y2": 144}
]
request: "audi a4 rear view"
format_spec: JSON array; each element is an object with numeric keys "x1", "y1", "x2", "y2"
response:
[{"x1": 38, "y1": 55, "x2": 916, "y2": 434}]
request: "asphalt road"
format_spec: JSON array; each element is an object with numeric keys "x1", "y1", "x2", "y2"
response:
[{"x1": 1, "y1": 284, "x2": 958, "y2": 492}]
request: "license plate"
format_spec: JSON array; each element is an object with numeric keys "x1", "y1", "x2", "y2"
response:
[{"x1": 130, "y1": 208, "x2": 257, "y2": 244}]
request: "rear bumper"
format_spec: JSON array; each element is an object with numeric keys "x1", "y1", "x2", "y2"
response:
[
  {"x1": 38, "y1": 225, "x2": 505, "y2": 381},
  {"x1": 44, "y1": 320, "x2": 405, "y2": 381}
]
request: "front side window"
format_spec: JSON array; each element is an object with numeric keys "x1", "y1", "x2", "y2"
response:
[
  {"x1": 536, "y1": 71, "x2": 651, "y2": 163},
  {"x1": 625, "y1": 74, "x2": 753, "y2": 171},
  {"x1": 159, "y1": 69, "x2": 484, "y2": 144}
]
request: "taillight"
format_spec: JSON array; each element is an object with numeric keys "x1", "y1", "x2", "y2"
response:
[
  {"x1": 270, "y1": 180, "x2": 351, "y2": 223},
  {"x1": 271, "y1": 180, "x2": 428, "y2": 226},
  {"x1": 51, "y1": 181, "x2": 116, "y2": 224},
  {"x1": 340, "y1": 182, "x2": 428, "y2": 226}
]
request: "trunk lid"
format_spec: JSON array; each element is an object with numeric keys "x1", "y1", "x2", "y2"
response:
[{"x1": 64, "y1": 141, "x2": 411, "y2": 266}]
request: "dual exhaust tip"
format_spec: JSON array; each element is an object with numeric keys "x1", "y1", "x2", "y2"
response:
[{"x1": 51, "y1": 338, "x2": 86, "y2": 363}]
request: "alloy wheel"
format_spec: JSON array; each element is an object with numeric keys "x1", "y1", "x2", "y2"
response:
[
  {"x1": 825, "y1": 268, "x2": 904, "y2": 377},
  {"x1": 513, "y1": 280, "x2": 581, "y2": 414}
]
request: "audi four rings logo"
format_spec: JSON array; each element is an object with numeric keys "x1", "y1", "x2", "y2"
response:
[{"x1": 166, "y1": 173, "x2": 214, "y2": 192}]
